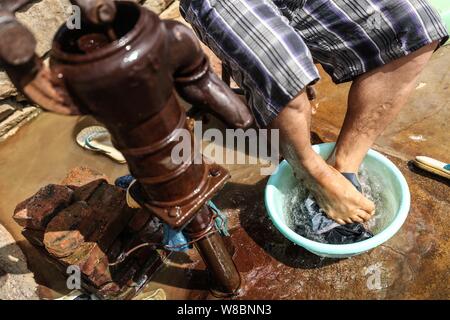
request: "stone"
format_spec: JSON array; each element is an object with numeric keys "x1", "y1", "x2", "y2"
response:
[
  {"x1": 60, "y1": 166, "x2": 109, "y2": 186},
  {"x1": 13, "y1": 184, "x2": 73, "y2": 230},
  {"x1": 0, "y1": 101, "x2": 41, "y2": 142},
  {"x1": 0, "y1": 71, "x2": 17, "y2": 100},
  {"x1": 16, "y1": 0, "x2": 71, "y2": 57},
  {"x1": 159, "y1": 0, "x2": 181, "y2": 21},
  {"x1": 44, "y1": 201, "x2": 94, "y2": 258},
  {"x1": 142, "y1": 0, "x2": 175, "y2": 15},
  {"x1": 0, "y1": 224, "x2": 38, "y2": 300},
  {"x1": 0, "y1": 103, "x2": 14, "y2": 122}
]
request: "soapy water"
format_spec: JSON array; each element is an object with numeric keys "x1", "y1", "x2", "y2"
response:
[{"x1": 285, "y1": 164, "x2": 396, "y2": 243}]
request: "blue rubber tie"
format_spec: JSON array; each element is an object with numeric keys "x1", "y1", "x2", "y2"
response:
[
  {"x1": 114, "y1": 175, "x2": 229, "y2": 251},
  {"x1": 163, "y1": 224, "x2": 191, "y2": 252},
  {"x1": 208, "y1": 200, "x2": 230, "y2": 237},
  {"x1": 114, "y1": 174, "x2": 191, "y2": 252},
  {"x1": 114, "y1": 174, "x2": 134, "y2": 189}
]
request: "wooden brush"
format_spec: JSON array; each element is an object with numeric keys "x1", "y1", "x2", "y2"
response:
[{"x1": 413, "y1": 156, "x2": 450, "y2": 180}]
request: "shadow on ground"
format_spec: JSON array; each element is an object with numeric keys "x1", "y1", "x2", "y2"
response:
[{"x1": 215, "y1": 179, "x2": 340, "y2": 270}]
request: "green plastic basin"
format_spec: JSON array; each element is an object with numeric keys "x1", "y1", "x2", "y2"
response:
[{"x1": 265, "y1": 143, "x2": 411, "y2": 259}]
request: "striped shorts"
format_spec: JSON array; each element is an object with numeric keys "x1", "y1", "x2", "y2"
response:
[{"x1": 180, "y1": 0, "x2": 448, "y2": 127}]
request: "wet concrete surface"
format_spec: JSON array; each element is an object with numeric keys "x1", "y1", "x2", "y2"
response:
[{"x1": 0, "y1": 45, "x2": 449, "y2": 299}]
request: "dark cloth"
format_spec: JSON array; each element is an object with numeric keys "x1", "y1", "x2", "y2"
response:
[{"x1": 296, "y1": 172, "x2": 373, "y2": 244}]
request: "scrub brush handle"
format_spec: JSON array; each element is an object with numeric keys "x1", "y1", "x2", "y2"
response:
[{"x1": 414, "y1": 156, "x2": 450, "y2": 179}]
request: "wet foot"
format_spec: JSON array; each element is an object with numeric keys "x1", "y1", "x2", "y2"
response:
[{"x1": 296, "y1": 153, "x2": 375, "y2": 225}]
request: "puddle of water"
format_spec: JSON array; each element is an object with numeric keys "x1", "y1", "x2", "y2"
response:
[{"x1": 285, "y1": 165, "x2": 397, "y2": 243}]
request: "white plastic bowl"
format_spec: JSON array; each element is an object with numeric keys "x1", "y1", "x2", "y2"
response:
[{"x1": 265, "y1": 143, "x2": 411, "y2": 258}]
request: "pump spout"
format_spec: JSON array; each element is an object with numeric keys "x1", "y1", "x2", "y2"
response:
[{"x1": 164, "y1": 20, "x2": 254, "y2": 129}]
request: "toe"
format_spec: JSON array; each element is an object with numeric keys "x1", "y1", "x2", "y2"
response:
[
  {"x1": 360, "y1": 197, "x2": 376, "y2": 213},
  {"x1": 351, "y1": 215, "x2": 364, "y2": 223},
  {"x1": 336, "y1": 218, "x2": 346, "y2": 225},
  {"x1": 344, "y1": 217, "x2": 353, "y2": 224},
  {"x1": 357, "y1": 210, "x2": 371, "y2": 222}
]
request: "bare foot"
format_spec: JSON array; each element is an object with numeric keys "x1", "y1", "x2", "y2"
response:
[{"x1": 295, "y1": 153, "x2": 375, "y2": 225}]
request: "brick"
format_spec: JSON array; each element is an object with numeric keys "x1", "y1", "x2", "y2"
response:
[
  {"x1": 107, "y1": 238, "x2": 123, "y2": 262},
  {"x1": 98, "y1": 282, "x2": 122, "y2": 298},
  {"x1": 21, "y1": 229, "x2": 45, "y2": 247},
  {"x1": 13, "y1": 184, "x2": 73, "y2": 230},
  {"x1": 127, "y1": 209, "x2": 152, "y2": 233},
  {"x1": 72, "y1": 179, "x2": 107, "y2": 202},
  {"x1": 86, "y1": 183, "x2": 134, "y2": 251},
  {"x1": 44, "y1": 201, "x2": 94, "y2": 258},
  {"x1": 109, "y1": 256, "x2": 140, "y2": 287},
  {"x1": 61, "y1": 242, "x2": 112, "y2": 288},
  {"x1": 60, "y1": 167, "x2": 109, "y2": 187},
  {"x1": 138, "y1": 216, "x2": 163, "y2": 243}
]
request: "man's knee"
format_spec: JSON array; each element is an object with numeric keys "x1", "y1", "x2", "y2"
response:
[
  {"x1": 392, "y1": 40, "x2": 438, "y2": 74},
  {"x1": 284, "y1": 90, "x2": 311, "y2": 114},
  {"x1": 408, "y1": 40, "x2": 439, "y2": 69},
  {"x1": 269, "y1": 90, "x2": 311, "y2": 129}
]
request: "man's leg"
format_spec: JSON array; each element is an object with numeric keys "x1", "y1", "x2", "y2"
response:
[
  {"x1": 270, "y1": 92, "x2": 375, "y2": 225},
  {"x1": 271, "y1": 41, "x2": 438, "y2": 225},
  {"x1": 329, "y1": 42, "x2": 439, "y2": 173},
  {"x1": 284, "y1": 0, "x2": 447, "y2": 224}
]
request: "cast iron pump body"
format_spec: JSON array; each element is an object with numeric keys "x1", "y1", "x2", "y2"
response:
[{"x1": 0, "y1": 0, "x2": 253, "y2": 296}]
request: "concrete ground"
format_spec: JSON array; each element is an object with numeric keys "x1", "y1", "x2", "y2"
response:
[{"x1": 0, "y1": 17, "x2": 448, "y2": 300}]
